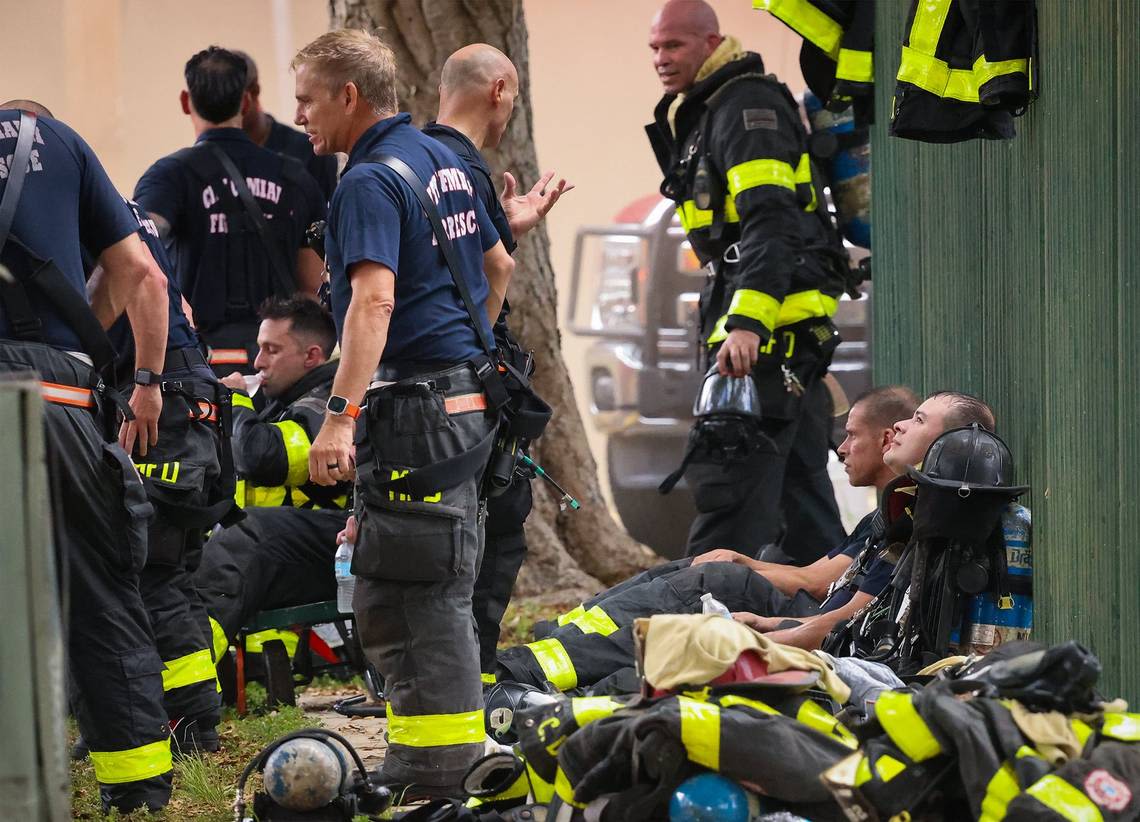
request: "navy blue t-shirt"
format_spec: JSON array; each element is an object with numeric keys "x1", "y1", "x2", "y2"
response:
[
  {"x1": 819, "y1": 511, "x2": 893, "y2": 613},
  {"x1": 107, "y1": 200, "x2": 199, "y2": 365},
  {"x1": 263, "y1": 115, "x2": 339, "y2": 205},
  {"x1": 134, "y1": 127, "x2": 326, "y2": 331},
  {"x1": 0, "y1": 109, "x2": 137, "y2": 352},
  {"x1": 326, "y1": 114, "x2": 500, "y2": 364}
]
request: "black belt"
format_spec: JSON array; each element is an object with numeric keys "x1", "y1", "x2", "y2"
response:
[
  {"x1": 374, "y1": 359, "x2": 465, "y2": 383},
  {"x1": 163, "y1": 347, "x2": 208, "y2": 374}
]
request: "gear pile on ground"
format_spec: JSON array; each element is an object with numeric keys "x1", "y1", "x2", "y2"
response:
[{"x1": 394, "y1": 618, "x2": 1140, "y2": 822}]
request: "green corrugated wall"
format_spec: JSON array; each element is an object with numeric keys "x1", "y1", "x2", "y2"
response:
[{"x1": 872, "y1": 0, "x2": 1139, "y2": 703}]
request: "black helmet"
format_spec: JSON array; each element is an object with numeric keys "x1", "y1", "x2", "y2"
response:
[
  {"x1": 693, "y1": 365, "x2": 762, "y2": 421},
  {"x1": 907, "y1": 424, "x2": 1028, "y2": 497},
  {"x1": 484, "y1": 681, "x2": 559, "y2": 744}
]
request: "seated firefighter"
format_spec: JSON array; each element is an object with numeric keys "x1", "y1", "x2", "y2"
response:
[
  {"x1": 495, "y1": 386, "x2": 979, "y2": 692},
  {"x1": 195, "y1": 296, "x2": 352, "y2": 660},
  {"x1": 822, "y1": 422, "x2": 1031, "y2": 674}
]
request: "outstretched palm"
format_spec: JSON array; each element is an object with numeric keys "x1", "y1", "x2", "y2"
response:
[{"x1": 500, "y1": 170, "x2": 574, "y2": 238}]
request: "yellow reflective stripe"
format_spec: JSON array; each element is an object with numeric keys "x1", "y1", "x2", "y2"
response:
[
  {"x1": 836, "y1": 48, "x2": 874, "y2": 83},
  {"x1": 480, "y1": 672, "x2": 497, "y2": 685},
  {"x1": 571, "y1": 696, "x2": 624, "y2": 725},
  {"x1": 1101, "y1": 712, "x2": 1140, "y2": 742},
  {"x1": 561, "y1": 605, "x2": 619, "y2": 636},
  {"x1": 753, "y1": 0, "x2": 842, "y2": 58},
  {"x1": 90, "y1": 739, "x2": 172, "y2": 784},
  {"x1": 727, "y1": 288, "x2": 780, "y2": 334},
  {"x1": 854, "y1": 756, "x2": 873, "y2": 786},
  {"x1": 527, "y1": 638, "x2": 577, "y2": 690},
  {"x1": 908, "y1": 0, "x2": 952, "y2": 55},
  {"x1": 273, "y1": 420, "x2": 312, "y2": 488},
  {"x1": 234, "y1": 477, "x2": 247, "y2": 508},
  {"x1": 557, "y1": 604, "x2": 585, "y2": 626},
  {"x1": 974, "y1": 55, "x2": 1030, "y2": 89},
  {"x1": 1072, "y1": 720, "x2": 1094, "y2": 748},
  {"x1": 797, "y1": 699, "x2": 859, "y2": 749},
  {"x1": 161, "y1": 648, "x2": 217, "y2": 692},
  {"x1": 385, "y1": 703, "x2": 485, "y2": 747},
  {"x1": 676, "y1": 197, "x2": 740, "y2": 232},
  {"x1": 247, "y1": 485, "x2": 288, "y2": 508},
  {"x1": 209, "y1": 617, "x2": 229, "y2": 663},
  {"x1": 553, "y1": 767, "x2": 586, "y2": 808},
  {"x1": 1025, "y1": 775, "x2": 1105, "y2": 822},
  {"x1": 527, "y1": 762, "x2": 555, "y2": 803},
  {"x1": 980, "y1": 762, "x2": 1021, "y2": 822},
  {"x1": 776, "y1": 289, "x2": 839, "y2": 326},
  {"x1": 678, "y1": 696, "x2": 720, "y2": 770},
  {"x1": 707, "y1": 314, "x2": 730, "y2": 345},
  {"x1": 727, "y1": 158, "x2": 796, "y2": 198},
  {"x1": 898, "y1": 45, "x2": 980, "y2": 102},
  {"x1": 719, "y1": 694, "x2": 777, "y2": 715},
  {"x1": 244, "y1": 629, "x2": 299, "y2": 657},
  {"x1": 875, "y1": 754, "x2": 907, "y2": 782},
  {"x1": 468, "y1": 769, "x2": 531, "y2": 806},
  {"x1": 876, "y1": 691, "x2": 942, "y2": 763},
  {"x1": 231, "y1": 392, "x2": 255, "y2": 411},
  {"x1": 794, "y1": 154, "x2": 818, "y2": 212}
]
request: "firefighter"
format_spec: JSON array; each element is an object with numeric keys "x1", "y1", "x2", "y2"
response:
[
  {"x1": 196, "y1": 296, "x2": 349, "y2": 659},
  {"x1": 646, "y1": 0, "x2": 851, "y2": 562},
  {"x1": 295, "y1": 28, "x2": 516, "y2": 796},
  {"x1": 99, "y1": 199, "x2": 241, "y2": 754},
  {"x1": 423, "y1": 43, "x2": 571, "y2": 679},
  {"x1": 496, "y1": 390, "x2": 994, "y2": 691},
  {"x1": 234, "y1": 50, "x2": 339, "y2": 204},
  {"x1": 0, "y1": 101, "x2": 173, "y2": 813},
  {"x1": 134, "y1": 46, "x2": 326, "y2": 376}
]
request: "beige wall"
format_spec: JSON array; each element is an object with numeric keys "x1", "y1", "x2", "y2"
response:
[{"x1": 3, "y1": 0, "x2": 803, "y2": 481}]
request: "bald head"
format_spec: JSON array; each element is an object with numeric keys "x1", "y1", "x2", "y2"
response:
[
  {"x1": 2, "y1": 99, "x2": 54, "y2": 117},
  {"x1": 649, "y1": 0, "x2": 724, "y2": 94},
  {"x1": 437, "y1": 44, "x2": 519, "y2": 150},
  {"x1": 652, "y1": 0, "x2": 720, "y2": 36}
]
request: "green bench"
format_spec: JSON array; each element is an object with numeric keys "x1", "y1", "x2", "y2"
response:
[{"x1": 232, "y1": 600, "x2": 363, "y2": 715}]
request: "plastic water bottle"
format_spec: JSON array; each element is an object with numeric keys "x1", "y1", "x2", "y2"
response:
[
  {"x1": 701, "y1": 593, "x2": 732, "y2": 618},
  {"x1": 334, "y1": 540, "x2": 355, "y2": 614}
]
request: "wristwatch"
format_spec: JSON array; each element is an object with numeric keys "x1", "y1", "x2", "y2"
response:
[
  {"x1": 326, "y1": 395, "x2": 362, "y2": 419},
  {"x1": 134, "y1": 368, "x2": 160, "y2": 386}
]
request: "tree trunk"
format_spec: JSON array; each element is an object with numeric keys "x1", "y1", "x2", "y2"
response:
[{"x1": 327, "y1": 0, "x2": 659, "y2": 591}]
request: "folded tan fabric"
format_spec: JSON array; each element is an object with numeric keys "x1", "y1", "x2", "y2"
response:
[
  {"x1": 1009, "y1": 701, "x2": 1083, "y2": 765},
  {"x1": 638, "y1": 613, "x2": 851, "y2": 703}
]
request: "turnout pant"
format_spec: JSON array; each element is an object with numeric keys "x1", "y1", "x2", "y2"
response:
[
  {"x1": 496, "y1": 559, "x2": 819, "y2": 692},
  {"x1": 134, "y1": 361, "x2": 225, "y2": 736},
  {"x1": 352, "y1": 363, "x2": 498, "y2": 788},
  {"x1": 474, "y1": 474, "x2": 533, "y2": 674},
  {"x1": 687, "y1": 375, "x2": 843, "y2": 563},
  {"x1": 196, "y1": 506, "x2": 346, "y2": 655},
  {"x1": 0, "y1": 342, "x2": 172, "y2": 812}
]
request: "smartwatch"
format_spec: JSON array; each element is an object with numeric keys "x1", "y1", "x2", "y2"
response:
[
  {"x1": 326, "y1": 395, "x2": 362, "y2": 419},
  {"x1": 134, "y1": 368, "x2": 160, "y2": 386}
]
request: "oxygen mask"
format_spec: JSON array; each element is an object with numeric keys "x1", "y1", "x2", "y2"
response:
[{"x1": 693, "y1": 365, "x2": 762, "y2": 420}]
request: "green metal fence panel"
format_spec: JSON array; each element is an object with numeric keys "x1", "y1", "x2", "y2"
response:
[
  {"x1": 0, "y1": 381, "x2": 68, "y2": 819},
  {"x1": 872, "y1": 0, "x2": 1139, "y2": 701}
]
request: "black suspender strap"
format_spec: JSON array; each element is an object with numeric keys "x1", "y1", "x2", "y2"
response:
[
  {"x1": 0, "y1": 111, "x2": 36, "y2": 255},
  {"x1": 364, "y1": 152, "x2": 509, "y2": 410},
  {"x1": 0, "y1": 111, "x2": 117, "y2": 373},
  {"x1": 196, "y1": 143, "x2": 297, "y2": 302}
]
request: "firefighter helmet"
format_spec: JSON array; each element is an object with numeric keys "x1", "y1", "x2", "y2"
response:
[{"x1": 907, "y1": 424, "x2": 1028, "y2": 497}]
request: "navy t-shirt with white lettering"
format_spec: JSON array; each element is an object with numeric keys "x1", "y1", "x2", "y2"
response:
[
  {"x1": 0, "y1": 109, "x2": 138, "y2": 352},
  {"x1": 326, "y1": 114, "x2": 499, "y2": 364},
  {"x1": 133, "y1": 127, "x2": 326, "y2": 331}
]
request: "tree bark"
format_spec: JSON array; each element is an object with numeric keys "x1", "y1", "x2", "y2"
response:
[{"x1": 326, "y1": 0, "x2": 659, "y2": 590}]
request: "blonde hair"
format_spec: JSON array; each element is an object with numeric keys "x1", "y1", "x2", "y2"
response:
[{"x1": 292, "y1": 29, "x2": 398, "y2": 114}]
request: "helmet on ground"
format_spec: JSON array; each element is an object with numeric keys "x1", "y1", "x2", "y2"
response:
[
  {"x1": 907, "y1": 424, "x2": 1028, "y2": 497},
  {"x1": 485, "y1": 680, "x2": 560, "y2": 744}
]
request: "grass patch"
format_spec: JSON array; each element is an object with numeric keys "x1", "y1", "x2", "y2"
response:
[{"x1": 498, "y1": 598, "x2": 576, "y2": 648}]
